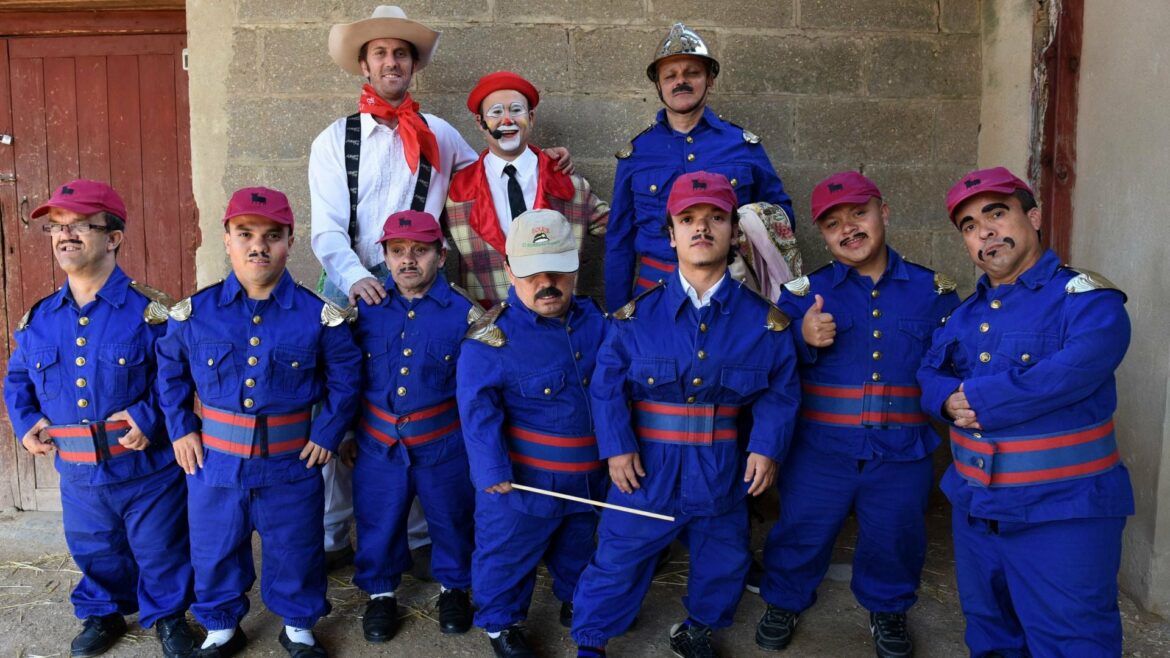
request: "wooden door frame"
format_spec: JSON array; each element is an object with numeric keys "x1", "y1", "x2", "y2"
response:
[
  {"x1": 0, "y1": 6, "x2": 186, "y2": 510},
  {"x1": 1035, "y1": 0, "x2": 1083, "y2": 261}
]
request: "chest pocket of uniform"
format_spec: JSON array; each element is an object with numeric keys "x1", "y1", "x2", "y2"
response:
[
  {"x1": 518, "y1": 369, "x2": 567, "y2": 400},
  {"x1": 630, "y1": 357, "x2": 678, "y2": 392},
  {"x1": 706, "y1": 164, "x2": 754, "y2": 205},
  {"x1": 99, "y1": 343, "x2": 146, "y2": 397},
  {"x1": 27, "y1": 346, "x2": 61, "y2": 400},
  {"x1": 996, "y1": 332, "x2": 1060, "y2": 368},
  {"x1": 194, "y1": 342, "x2": 236, "y2": 400},
  {"x1": 924, "y1": 337, "x2": 962, "y2": 374},
  {"x1": 631, "y1": 169, "x2": 674, "y2": 219},
  {"x1": 272, "y1": 345, "x2": 318, "y2": 399},
  {"x1": 720, "y1": 365, "x2": 769, "y2": 402},
  {"x1": 897, "y1": 318, "x2": 936, "y2": 356},
  {"x1": 362, "y1": 337, "x2": 393, "y2": 391},
  {"x1": 422, "y1": 339, "x2": 457, "y2": 390}
]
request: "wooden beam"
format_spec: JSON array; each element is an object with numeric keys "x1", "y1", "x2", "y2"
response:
[
  {"x1": 0, "y1": 10, "x2": 184, "y2": 36},
  {"x1": 1037, "y1": 0, "x2": 1083, "y2": 262},
  {"x1": 0, "y1": 0, "x2": 182, "y2": 11}
]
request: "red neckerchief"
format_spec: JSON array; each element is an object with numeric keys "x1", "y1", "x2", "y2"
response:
[
  {"x1": 358, "y1": 85, "x2": 441, "y2": 174},
  {"x1": 448, "y1": 145, "x2": 575, "y2": 253}
]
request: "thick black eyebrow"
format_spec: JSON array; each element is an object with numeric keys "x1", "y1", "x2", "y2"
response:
[{"x1": 981, "y1": 202, "x2": 1010, "y2": 214}]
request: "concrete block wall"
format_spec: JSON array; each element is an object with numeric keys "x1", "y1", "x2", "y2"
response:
[{"x1": 190, "y1": 0, "x2": 983, "y2": 299}]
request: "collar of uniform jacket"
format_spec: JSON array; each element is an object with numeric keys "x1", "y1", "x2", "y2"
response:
[
  {"x1": 49, "y1": 265, "x2": 132, "y2": 311},
  {"x1": 380, "y1": 271, "x2": 455, "y2": 308},
  {"x1": 665, "y1": 271, "x2": 736, "y2": 319},
  {"x1": 975, "y1": 248, "x2": 1059, "y2": 293},
  {"x1": 218, "y1": 269, "x2": 297, "y2": 309},
  {"x1": 829, "y1": 246, "x2": 910, "y2": 288}
]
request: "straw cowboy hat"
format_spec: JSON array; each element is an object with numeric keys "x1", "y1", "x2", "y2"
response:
[{"x1": 328, "y1": 5, "x2": 441, "y2": 75}]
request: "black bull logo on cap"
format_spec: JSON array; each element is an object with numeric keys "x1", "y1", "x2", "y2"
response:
[
  {"x1": 828, "y1": 183, "x2": 844, "y2": 193},
  {"x1": 399, "y1": 218, "x2": 413, "y2": 226},
  {"x1": 692, "y1": 179, "x2": 707, "y2": 190},
  {"x1": 965, "y1": 178, "x2": 982, "y2": 189},
  {"x1": 251, "y1": 192, "x2": 268, "y2": 204},
  {"x1": 61, "y1": 185, "x2": 76, "y2": 195}
]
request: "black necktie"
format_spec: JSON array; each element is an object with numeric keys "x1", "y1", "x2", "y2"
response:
[{"x1": 503, "y1": 164, "x2": 527, "y2": 220}]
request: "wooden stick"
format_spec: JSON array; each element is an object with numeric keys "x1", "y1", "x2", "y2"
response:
[{"x1": 510, "y1": 483, "x2": 676, "y2": 522}]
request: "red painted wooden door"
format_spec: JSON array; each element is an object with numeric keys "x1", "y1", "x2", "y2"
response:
[{"x1": 0, "y1": 32, "x2": 196, "y2": 510}]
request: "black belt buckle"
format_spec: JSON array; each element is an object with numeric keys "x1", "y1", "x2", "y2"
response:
[
  {"x1": 256, "y1": 414, "x2": 269, "y2": 459},
  {"x1": 92, "y1": 422, "x2": 112, "y2": 463}
]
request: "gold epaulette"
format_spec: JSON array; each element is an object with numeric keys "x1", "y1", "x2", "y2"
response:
[
  {"x1": 615, "y1": 122, "x2": 655, "y2": 159},
  {"x1": 16, "y1": 308, "x2": 32, "y2": 331},
  {"x1": 934, "y1": 272, "x2": 957, "y2": 295},
  {"x1": 129, "y1": 281, "x2": 177, "y2": 325},
  {"x1": 298, "y1": 282, "x2": 357, "y2": 327},
  {"x1": 742, "y1": 129, "x2": 761, "y2": 144},
  {"x1": 1064, "y1": 267, "x2": 1123, "y2": 295},
  {"x1": 766, "y1": 306, "x2": 792, "y2": 332},
  {"x1": 612, "y1": 283, "x2": 663, "y2": 320},
  {"x1": 448, "y1": 282, "x2": 486, "y2": 324},
  {"x1": 783, "y1": 276, "x2": 810, "y2": 297},
  {"x1": 169, "y1": 280, "x2": 224, "y2": 322},
  {"x1": 466, "y1": 302, "x2": 508, "y2": 347}
]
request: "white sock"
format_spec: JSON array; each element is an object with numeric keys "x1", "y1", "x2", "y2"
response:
[
  {"x1": 285, "y1": 626, "x2": 315, "y2": 646},
  {"x1": 487, "y1": 631, "x2": 501, "y2": 639},
  {"x1": 201, "y1": 628, "x2": 235, "y2": 649},
  {"x1": 371, "y1": 591, "x2": 395, "y2": 599},
  {"x1": 440, "y1": 585, "x2": 450, "y2": 593}
]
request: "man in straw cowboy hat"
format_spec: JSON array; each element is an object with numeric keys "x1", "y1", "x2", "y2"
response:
[{"x1": 309, "y1": 6, "x2": 572, "y2": 571}]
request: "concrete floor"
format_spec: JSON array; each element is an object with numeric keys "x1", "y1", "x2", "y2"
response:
[{"x1": 1, "y1": 491, "x2": 1168, "y2": 658}]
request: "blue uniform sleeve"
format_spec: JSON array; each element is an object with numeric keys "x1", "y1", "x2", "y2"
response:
[
  {"x1": 749, "y1": 144, "x2": 795, "y2": 227},
  {"x1": 124, "y1": 321, "x2": 167, "y2": 442},
  {"x1": 776, "y1": 289, "x2": 818, "y2": 364},
  {"x1": 589, "y1": 321, "x2": 640, "y2": 459},
  {"x1": 310, "y1": 323, "x2": 362, "y2": 452},
  {"x1": 156, "y1": 319, "x2": 201, "y2": 440},
  {"x1": 456, "y1": 341, "x2": 513, "y2": 489},
  {"x1": 746, "y1": 327, "x2": 801, "y2": 462},
  {"x1": 963, "y1": 290, "x2": 1130, "y2": 431},
  {"x1": 604, "y1": 158, "x2": 639, "y2": 312},
  {"x1": 3, "y1": 335, "x2": 46, "y2": 441},
  {"x1": 917, "y1": 320, "x2": 962, "y2": 422}
]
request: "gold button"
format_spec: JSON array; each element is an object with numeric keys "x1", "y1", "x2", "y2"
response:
[
  {"x1": 686, "y1": 136, "x2": 694, "y2": 144},
  {"x1": 397, "y1": 386, "x2": 407, "y2": 397},
  {"x1": 77, "y1": 398, "x2": 88, "y2": 408},
  {"x1": 250, "y1": 337, "x2": 261, "y2": 347},
  {"x1": 248, "y1": 356, "x2": 258, "y2": 366},
  {"x1": 979, "y1": 322, "x2": 990, "y2": 333},
  {"x1": 291, "y1": 361, "x2": 300, "y2": 369},
  {"x1": 75, "y1": 356, "x2": 86, "y2": 366},
  {"x1": 873, "y1": 330, "x2": 882, "y2": 339},
  {"x1": 687, "y1": 153, "x2": 695, "y2": 162},
  {"x1": 871, "y1": 309, "x2": 881, "y2": 319},
  {"x1": 75, "y1": 337, "x2": 87, "y2": 347},
  {"x1": 1021, "y1": 353, "x2": 1031, "y2": 362},
  {"x1": 407, "y1": 310, "x2": 416, "y2": 319},
  {"x1": 871, "y1": 289, "x2": 880, "y2": 298},
  {"x1": 979, "y1": 352, "x2": 991, "y2": 363},
  {"x1": 245, "y1": 378, "x2": 255, "y2": 387},
  {"x1": 243, "y1": 398, "x2": 254, "y2": 408},
  {"x1": 649, "y1": 184, "x2": 658, "y2": 192},
  {"x1": 872, "y1": 351, "x2": 881, "y2": 360},
  {"x1": 76, "y1": 378, "x2": 87, "y2": 388},
  {"x1": 647, "y1": 377, "x2": 655, "y2": 385},
  {"x1": 973, "y1": 432, "x2": 982, "y2": 439},
  {"x1": 686, "y1": 396, "x2": 696, "y2": 403},
  {"x1": 871, "y1": 372, "x2": 881, "y2": 381},
  {"x1": 697, "y1": 350, "x2": 707, "y2": 360},
  {"x1": 692, "y1": 377, "x2": 703, "y2": 386},
  {"x1": 252, "y1": 315, "x2": 262, "y2": 325},
  {"x1": 78, "y1": 316, "x2": 90, "y2": 326},
  {"x1": 444, "y1": 354, "x2": 452, "y2": 362},
  {"x1": 575, "y1": 352, "x2": 582, "y2": 360},
  {"x1": 990, "y1": 300, "x2": 1002, "y2": 309},
  {"x1": 400, "y1": 367, "x2": 410, "y2": 375},
  {"x1": 207, "y1": 358, "x2": 215, "y2": 366},
  {"x1": 117, "y1": 357, "x2": 126, "y2": 365},
  {"x1": 730, "y1": 178, "x2": 738, "y2": 187},
  {"x1": 543, "y1": 387, "x2": 552, "y2": 395},
  {"x1": 35, "y1": 362, "x2": 41, "y2": 369},
  {"x1": 403, "y1": 348, "x2": 413, "y2": 357},
  {"x1": 699, "y1": 323, "x2": 708, "y2": 333}
]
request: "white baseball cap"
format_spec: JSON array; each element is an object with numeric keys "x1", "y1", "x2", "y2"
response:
[{"x1": 505, "y1": 209, "x2": 579, "y2": 278}]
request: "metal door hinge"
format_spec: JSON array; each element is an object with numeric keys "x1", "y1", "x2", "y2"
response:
[
  {"x1": 0, "y1": 133, "x2": 12, "y2": 145},
  {"x1": 182, "y1": 48, "x2": 189, "y2": 71}
]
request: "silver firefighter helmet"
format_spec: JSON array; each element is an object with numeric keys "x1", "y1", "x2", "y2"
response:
[{"x1": 646, "y1": 22, "x2": 720, "y2": 82}]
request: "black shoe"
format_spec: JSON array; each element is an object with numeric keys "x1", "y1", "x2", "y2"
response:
[
  {"x1": 870, "y1": 612, "x2": 913, "y2": 658},
  {"x1": 156, "y1": 613, "x2": 199, "y2": 658},
  {"x1": 438, "y1": 589, "x2": 472, "y2": 634},
  {"x1": 324, "y1": 544, "x2": 354, "y2": 572},
  {"x1": 362, "y1": 597, "x2": 400, "y2": 642},
  {"x1": 669, "y1": 621, "x2": 717, "y2": 658},
  {"x1": 490, "y1": 625, "x2": 535, "y2": 658},
  {"x1": 745, "y1": 557, "x2": 764, "y2": 594},
  {"x1": 755, "y1": 605, "x2": 799, "y2": 651},
  {"x1": 559, "y1": 600, "x2": 573, "y2": 628},
  {"x1": 278, "y1": 628, "x2": 328, "y2": 658},
  {"x1": 408, "y1": 543, "x2": 434, "y2": 582},
  {"x1": 193, "y1": 628, "x2": 247, "y2": 658},
  {"x1": 71, "y1": 613, "x2": 127, "y2": 657}
]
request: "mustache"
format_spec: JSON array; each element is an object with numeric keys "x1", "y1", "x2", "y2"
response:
[
  {"x1": 398, "y1": 265, "x2": 420, "y2": 274},
  {"x1": 671, "y1": 82, "x2": 694, "y2": 95},
  {"x1": 840, "y1": 232, "x2": 867, "y2": 246},
  {"x1": 977, "y1": 236, "x2": 1015, "y2": 261},
  {"x1": 58, "y1": 239, "x2": 83, "y2": 247},
  {"x1": 535, "y1": 287, "x2": 563, "y2": 300},
  {"x1": 246, "y1": 251, "x2": 270, "y2": 260},
  {"x1": 690, "y1": 232, "x2": 713, "y2": 242}
]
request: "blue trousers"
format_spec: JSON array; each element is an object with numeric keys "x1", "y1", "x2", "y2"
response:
[
  {"x1": 571, "y1": 498, "x2": 750, "y2": 648},
  {"x1": 761, "y1": 443, "x2": 933, "y2": 613},
  {"x1": 352, "y1": 443, "x2": 474, "y2": 593},
  {"x1": 472, "y1": 491, "x2": 597, "y2": 632},
  {"x1": 953, "y1": 512, "x2": 1125, "y2": 658},
  {"x1": 188, "y1": 473, "x2": 328, "y2": 630},
  {"x1": 61, "y1": 465, "x2": 192, "y2": 627}
]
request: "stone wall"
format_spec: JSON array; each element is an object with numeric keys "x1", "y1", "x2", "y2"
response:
[{"x1": 188, "y1": 0, "x2": 983, "y2": 299}]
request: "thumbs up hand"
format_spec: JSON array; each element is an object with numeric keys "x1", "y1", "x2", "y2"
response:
[{"x1": 802, "y1": 294, "x2": 837, "y2": 347}]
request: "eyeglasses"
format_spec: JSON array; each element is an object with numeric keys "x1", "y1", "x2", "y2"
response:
[{"x1": 42, "y1": 223, "x2": 112, "y2": 235}]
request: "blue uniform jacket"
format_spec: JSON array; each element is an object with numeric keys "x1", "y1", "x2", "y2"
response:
[
  {"x1": 592, "y1": 276, "x2": 801, "y2": 517},
  {"x1": 352, "y1": 273, "x2": 474, "y2": 466},
  {"x1": 4, "y1": 266, "x2": 173, "y2": 485},
  {"x1": 917, "y1": 250, "x2": 1134, "y2": 522},
  {"x1": 156, "y1": 270, "x2": 362, "y2": 488},
  {"x1": 778, "y1": 248, "x2": 959, "y2": 461},
  {"x1": 604, "y1": 107, "x2": 794, "y2": 311},
  {"x1": 457, "y1": 290, "x2": 608, "y2": 518}
]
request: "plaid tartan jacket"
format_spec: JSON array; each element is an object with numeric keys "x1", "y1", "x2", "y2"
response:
[{"x1": 442, "y1": 146, "x2": 609, "y2": 307}]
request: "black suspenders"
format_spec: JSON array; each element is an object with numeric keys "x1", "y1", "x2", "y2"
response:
[{"x1": 343, "y1": 112, "x2": 434, "y2": 247}]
